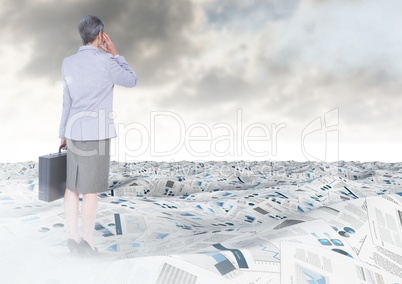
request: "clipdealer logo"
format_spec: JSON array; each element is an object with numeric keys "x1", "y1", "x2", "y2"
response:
[
  {"x1": 65, "y1": 108, "x2": 339, "y2": 162},
  {"x1": 301, "y1": 108, "x2": 339, "y2": 162},
  {"x1": 116, "y1": 109, "x2": 287, "y2": 159}
]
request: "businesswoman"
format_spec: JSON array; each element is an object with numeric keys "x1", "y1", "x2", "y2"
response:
[{"x1": 59, "y1": 15, "x2": 137, "y2": 256}]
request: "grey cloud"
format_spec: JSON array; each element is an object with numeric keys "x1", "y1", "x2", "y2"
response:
[
  {"x1": 191, "y1": 68, "x2": 251, "y2": 102},
  {"x1": 204, "y1": 0, "x2": 299, "y2": 30},
  {"x1": 1, "y1": 0, "x2": 197, "y2": 85},
  {"x1": 161, "y1": 0, "x2": 402, "y2": 123},
  {"x1": 156, "y1": 66, "x2": 256, "y2": 113},
  {"x1": 273, "y1": 2, "x2": 402, "y2": 84},
  {"x1": 256, "y1": 0, "x2": 402, "y2": 120}
]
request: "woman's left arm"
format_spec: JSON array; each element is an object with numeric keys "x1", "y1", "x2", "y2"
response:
[{"x1": 59, "y1": 76, "x2": 72, "y2": 140}]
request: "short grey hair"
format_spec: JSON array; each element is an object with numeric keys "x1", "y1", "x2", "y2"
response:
[{"x1": 78, "y1": 15, "x2": 104, "y2": 45}]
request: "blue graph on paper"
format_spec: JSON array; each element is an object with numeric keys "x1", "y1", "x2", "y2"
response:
[
  {"x1": 209, "y1": 253, "x2": 237, "y2": 276},
  {"x1": 297, "y1": 265, "x2": 327, "y2": 284}
]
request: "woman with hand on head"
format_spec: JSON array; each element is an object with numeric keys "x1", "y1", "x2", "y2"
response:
[{"x1": 59, "y1": 15, "x2": 137, "y2": 256}]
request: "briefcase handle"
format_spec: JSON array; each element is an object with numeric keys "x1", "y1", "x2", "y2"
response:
[{"x1": 59, "y1": 144, "x2": 67, "y2": 153}]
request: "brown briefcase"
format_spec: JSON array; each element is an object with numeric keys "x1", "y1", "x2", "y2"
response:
[{"x1": 38, "y1": 145, "x2": 67, "y2": 202}]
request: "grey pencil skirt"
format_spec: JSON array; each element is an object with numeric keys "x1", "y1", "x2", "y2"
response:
[{"x1": 66, "y1": 139, "x2": 110, "y2": 194}]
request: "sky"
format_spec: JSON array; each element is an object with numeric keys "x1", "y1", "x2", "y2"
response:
[{"x1": 1, "y1": 0, "x2": 401, "y2": 163}]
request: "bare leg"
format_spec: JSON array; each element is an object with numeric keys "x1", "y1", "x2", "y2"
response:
[
  {"x1": 81, "y1": 193, "x2": 98, "y2": 248},
  {"x1": 64, "y1": 188, "x2": 80, "y2": 242}
]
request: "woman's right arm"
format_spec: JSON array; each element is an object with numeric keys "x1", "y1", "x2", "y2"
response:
[
  {"x1": 101, "y1": 33, "x2": 138, "y2": 88},
  {"x1": 108, "y1": 56, "x2": 138, "y2": 88}
]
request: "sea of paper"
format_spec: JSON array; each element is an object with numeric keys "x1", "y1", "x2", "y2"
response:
[{"x1": 0, "y1": 160, "x2": 402, "y2": 283}]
